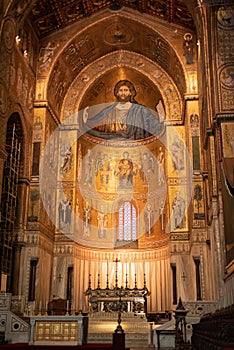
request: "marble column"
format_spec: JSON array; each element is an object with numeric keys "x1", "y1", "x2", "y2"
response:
[{"x1": 12, "y1": 243, "x2": 24, "y2": 295}]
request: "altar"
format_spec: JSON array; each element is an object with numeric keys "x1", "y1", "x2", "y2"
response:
[
  {"x1": 85, "y1": 288, "x2": 149, "y2": 313},
  {"x1": 29, "y1": 314, "x2": 88, "y2": 345},
  {"x1": 85, "y1": 271, "x2": 150, "y2": 314}
]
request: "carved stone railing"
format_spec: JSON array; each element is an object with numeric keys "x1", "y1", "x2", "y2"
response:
[
  {"x1": 0, "y1": 293, "x2": 29, "y2": 344},
  {"x1": 183, "y1": 301, "x2": 218, "y2": 317},
  {"x1": 11, "y1": 295, "x2": 25, "y2": 316}
]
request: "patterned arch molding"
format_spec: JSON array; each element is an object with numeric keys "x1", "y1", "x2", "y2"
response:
[{"x1": 62, "y1": 50, "x2": 184, "y2": 124}]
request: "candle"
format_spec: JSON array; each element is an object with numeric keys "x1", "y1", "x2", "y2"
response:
[{"x1": 67, "y1": 300, "x2": 69, "y2": 311}]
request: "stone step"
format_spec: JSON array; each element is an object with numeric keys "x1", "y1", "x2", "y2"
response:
[
  {"x1": 87, "y1": 312, "x2": 149, "y2": 348},
  {"x1": 88, "y1": 332, "x2": 148, "y2": 348}
]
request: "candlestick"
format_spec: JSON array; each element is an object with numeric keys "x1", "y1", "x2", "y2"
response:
[
  {"x1": 134, "y1": 273, "x2": 137, "y2": 289},
  {"x1": 106, "y1": 261, "x2": 109, "y2": 289},
  {"x1": 38, "y1": 300, "x2": 42, "y2": 315},
  {"x1": 144, "y1": 273, "x2": 147, "y2": 288},
  {"x1": 113, "y1": 257, "x2": 120, "y2": 288},
  {"x1": 125, "y1": 273, "x2": 128, "y2": 289},
  {"x1": 72, "y1": 300, "x2": 76, "y2": 315},
  {"x1": 45, "y1": 300, "x2": 48, "y2": 315},
  {"x1": 79, "y1": 299, "x2": 82, "y2": 313},
  {"x1": 66, "y1": 300, "x2": 69, "y2": 315},
  {"x1": 88, "y1": 274, "x2": 92, "y2": 290}
]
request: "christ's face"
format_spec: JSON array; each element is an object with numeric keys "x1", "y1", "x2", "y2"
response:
[{"x1": 116, "y1": 85, "x2": 131, "y2": 102}]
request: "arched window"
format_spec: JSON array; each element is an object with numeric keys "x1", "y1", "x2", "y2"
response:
[{"x1": 118, "y1": 201, "x2": 137, "y2": 241}]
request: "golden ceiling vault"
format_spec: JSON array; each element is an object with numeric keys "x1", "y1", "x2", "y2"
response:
[
  {"x1": 0, "y1": 1, "x2": 233, "y2": 334},
  {"x1": 26, "y1": 0, "x2": 195, "y2": 38}
]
